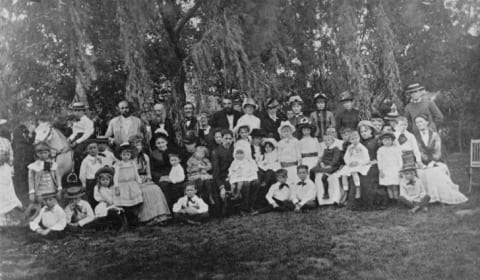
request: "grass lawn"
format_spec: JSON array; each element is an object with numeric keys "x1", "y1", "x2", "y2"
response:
[{"x1": 1, "y1": 153, "x2": 479, "y2": 280}]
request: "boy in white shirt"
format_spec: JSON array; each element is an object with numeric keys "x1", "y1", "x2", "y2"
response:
[
  {"x1": 29, "y1": 192, "x2": 66, "y2": 240},
  {"x1": 96, "y1": 136, "x2": 117, "y2": 167},
  {"x1": 64, "y1": 186, "x2": 95, "y2": 229},
  {"x1": 252, "y1": 169, "x2": 295, "y2": 214},
  {"x1": 173, "y1": 184, "x2": 209, "y2": 225},
  {"x1": 291, "y1": 165, "x2": 317, "y2": 212},
  {"x1": 79, "y1": 140, "x2": 104, "y2": 206}
]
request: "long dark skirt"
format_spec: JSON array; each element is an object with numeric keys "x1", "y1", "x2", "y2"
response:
[{"x1": 346, "y1": 164, "x2": 387, "y2": 211}]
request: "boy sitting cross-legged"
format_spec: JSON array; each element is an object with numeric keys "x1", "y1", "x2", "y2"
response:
[
  {"x1": 252, "y1": 169, "x2": 295, "y2": 215},
  {"x1": 172, "y1": 184, "x2": 209, "y2": 225}
]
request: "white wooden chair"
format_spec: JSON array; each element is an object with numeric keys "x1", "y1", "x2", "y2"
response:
[{"x1": 468, "y1": 139, "x2": 480, "y2": 193}]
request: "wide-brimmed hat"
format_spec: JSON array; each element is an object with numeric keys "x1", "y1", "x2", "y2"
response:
[
  {"x1": 288, "y1": 95, "x2": 303, "y2": 104},
  {"x1": 405, "y1": 83, "x2": 425, "y2": 95},
  {"x1": 69, "y1": 102, "x2": 89, "y2": 111},
  {"x1": 339, "y1": 91, "x2": 354, "y2": 102},
  {"x1": 265, "y1": 98, "x2": 280, "y2": 108},
  {"x1": 233, "y1": 123, "x2": 251, "y2": 135},
  {"x1": 251, "y1": 128, "x2": 266, "y2": 138},
  {"x1": 277, "y1": 121, "x2": 296, "y2": 135},
  {"x1": 313, "y1": 92, "x2": 328, "y2": 101},
  {"x1": 379, "y1": 131, "x2": 395, "y2": 141},
  {"x1": 297, "y1": 117, "x2": 314, "y2": 130},
  {"x1": 41, "y1": 192, "x2": 57, "y2": 199},
  {"x1": 65, "y1": 186, "x2": 86, "y2": 199},
  {"x1": 95, "y1": 166, "x2": 114, "y2": 180},
  {"x1": 34, "y1": 142, "x2": 51, "y2": 152},
  {"x1": 401, "y1": 151, "x2": 417, "y2": 172},
  {"x1": 262, "y1": 138, "x2": 278, "y2": 148},
  {"x1": 357, "y1": 120, "x2": 375, "y2": 130},
  {"x1": 242, "y1": 97, "x2": 258, "y2": 109}
]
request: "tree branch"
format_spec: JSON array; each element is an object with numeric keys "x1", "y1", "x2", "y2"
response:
[{"x1": 173, "y1": 0, "x2": 204, "y2": 35}]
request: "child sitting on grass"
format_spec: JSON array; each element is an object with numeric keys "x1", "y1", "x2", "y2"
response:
[
  {"x1": 64, "y1": 186, "x2": 95, "y2": 229},
  {"x1": 252, "y1": 169, "x2": 294, "y2": 214},
  {"x1": 291, "y1": 165, "x2": 317, "y2": 212},
  {"x1": 399, "y1": 164, "x2": 430, "y2": 213},
  {"x1": 228, "y1": 148, "x2": 258, "y2": 200},
  {"x1": 29, "y1": 192, "x2": 66, "y2": 240},
  {"x1": 173, "y1": 184, "x2": 209, "y2": 225}
]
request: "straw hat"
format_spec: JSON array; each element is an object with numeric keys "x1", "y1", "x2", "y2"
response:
[
  {"x1": 339, "y1": 91, "x2": 354, "y2": 102},
  {"x1": 69, "y1": 102, "x2": 89, "y2": 111},
  {"x1": 65, "y1": 186, "x2": 86, "y2": 199},
  {"x1": 277, "y1": 121, "x2": 296, "y2": 135},
  {"x1": 405, "y1": 83, "x2": 425, "y2": 95}
]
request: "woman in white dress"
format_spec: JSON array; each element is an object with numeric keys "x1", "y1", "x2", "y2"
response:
[{"x1": 414, "y1": 114, "x2": 467, "y2": 204}]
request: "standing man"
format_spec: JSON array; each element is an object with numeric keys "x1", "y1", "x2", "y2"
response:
[
  {"x1": 404, "y1": 83, "x2": 444, "y2": 133},
  {"x1": 183, "y1": 102, "x2": 198, "y2": 133},
  {"x1": 149, "y1": 103, "x2": 175, "y2": 145},
  {"x1": 260, "y1": 98, "x2": 283, "y2": 140},
  {"x1": 12, "y1": 117, "x2": 36, "y2": 201},
  {"x1": 210, "y1": 96, "x2": 242, "y2": 131},
  {"x1": 68, "y1": 102, "x2": 95, "y2": 173},
  {"x1": 105, "y1": 100, "x2": 146, "y2": 147}
]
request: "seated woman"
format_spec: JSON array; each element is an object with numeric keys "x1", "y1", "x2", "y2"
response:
[
  {"x1": 414, "y1": 114, "x2": 468, "y2": 204},
  {"x1": 130, "y1": 135, "x2": 171, "y2": 226},
  {"x1": 150, "y1": 132, "x2": 175, "y2": 204}
]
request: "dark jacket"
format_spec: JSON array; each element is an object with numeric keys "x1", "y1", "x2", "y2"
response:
[
  {"x1": 211, "y1": 145, "x2": 234, "y2": 188},
  {"x1": 210, "y1": 110, "x2": 242, "y2": 130},
  {"x1": 260, "y1": 112, "x2": 284, "y2": 140}
]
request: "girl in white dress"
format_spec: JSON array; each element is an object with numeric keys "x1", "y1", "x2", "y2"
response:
[
  {"x1": 277, "y1": 121, "x2": 301, "y2": 186},
  {"x1": 377, "y1": 132, "x2": 403, "y2": 201},
  {"x1": 297, "y1": 117, "x2": 321, "y2": 173},
  {"x1": 233, "y1": 124, "x2": 252, "y2": 160}
]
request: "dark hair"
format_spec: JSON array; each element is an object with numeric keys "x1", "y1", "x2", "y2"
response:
[
  {"x1": 261, "y1": 142, "x2": 274, "y2": 154},
  {"x1": 297, "y1": 165, "x2": 309, "y2": 172},
  {"x1": 221, "y1": 129, "x2": 233, "y2": 137},
  {"x1": 168, "y1": 153, "x2": 180, "y2": 159},
  {"x1": 153, "y1": 132, "x2": 169, "y2": 143},
  {"x1": 213, "y1": 127, "x2": 223, "y2": 136},
  {"x1": 414, "y1": 113, "x2": 429, "y2": 122},
  {"x1": 184, "y1": 102, "x2": 195, "y2": 110},
  {"x1": 275, "y1": 169, "x2": 288, "y2": 177}
]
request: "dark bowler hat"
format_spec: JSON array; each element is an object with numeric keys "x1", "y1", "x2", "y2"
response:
[
  {"x1": 69, "y1": 102, "x2": 89, "y2": 111},
  {"x1": 41, "y1": 192, "x2": 57, "y2": 199},
  {"x1": 96, "y1": 136, "x2": 109, "y2": 144},
  {"x1": 405, "y1": 83, "x2": 425, "y2": 95},
  {"x1": 65, "y1": 186, "x2": 86, "y2": 199},
  {"x1": 251, "y1": 128, "x2": 266, "y2": 138}
]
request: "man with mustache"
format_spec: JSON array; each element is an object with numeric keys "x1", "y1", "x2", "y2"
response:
[
  {"x1": 105, "y1": 100, "x2": 146, "y2": 147},
  {"x1": 210, "y1": 96, "x2": 242, "y2": 131}
]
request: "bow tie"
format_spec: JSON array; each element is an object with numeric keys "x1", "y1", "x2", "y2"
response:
[
  {"x1": 98, "y1": 152, "x2": 106, "y2": 157},
  {"x1": 298, "y1": 181, "x2": 306, "y2": 186},
  {"x1": 279, "y1": 183, "x2": 289, "y2": 189},
  {"x1": 398, "y1": 134, "x2": 408, "y2": 145},
  {"x1": 407, "y1": 179, "x2": 416, "y2": 185}
]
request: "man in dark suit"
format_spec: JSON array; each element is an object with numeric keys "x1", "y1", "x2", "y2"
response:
[
  {"x1": 260, "y1": 98, "x2": 284, "y2": 140},
  {"x1": 209, "y1": 97, "x2": 242, "y2": 131},
  {"x1": 183, "y1": 102, "x2": 198, "y2": 132},
  {"x1": 150, "y1": 103, "x2": 176, "y2": 147}
]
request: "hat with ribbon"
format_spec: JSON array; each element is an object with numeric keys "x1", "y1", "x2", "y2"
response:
[{"x1": 405, "y1": 83, "x2": 425, "y2": 95}]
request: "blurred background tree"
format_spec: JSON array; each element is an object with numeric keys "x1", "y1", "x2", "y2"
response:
[{"x1": 0, "y1": 0, "x2": 478, "y2": 150}]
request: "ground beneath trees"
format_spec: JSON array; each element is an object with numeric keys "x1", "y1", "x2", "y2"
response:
[{"x1": 1, "y1": 153, "x2": 479, "y2": 280}]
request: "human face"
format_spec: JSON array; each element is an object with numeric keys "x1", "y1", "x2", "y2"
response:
[
  {"x1": 185, "y1": 143, "x2": 196, "y2": 153},
  {"x1": 350, "y1": 132, "x2": 360, "y2": 145},
  {"x1": 44, "y1": 197, "x2": 57, "y2": 209},
  {"x1": 359, "y1": 126, "x2": 373, "y2": 140},
  {"x1": 98, "y1": 143, "x2": 107, "y2": 152},
  {"x1": 169, "y1": 156, "x2": 180, "y2": 166},
  {"x1": 280, "y1": 127, "x2": 292, "y2": 139},
  {"x1": 239, "y1": 127, "x2": 249, "y2": 140},
  {"x1": 119, "y1": 101, "x2": 130, "y2": 117},
  {"x1": 87, "y1": 143, "x2": 98, "y2": 157},
  {"x1": 155, "y1": 137, "x2": 168, "y2": 151},
  {"x1": 71, "y1": 197, "x2": 81, "y2": 204},
  {"x1": 252, "y1": 137, "x2": 262, "y2": 146},
  {"x1": 297, "y1": 168, "x2": 308, "y2": 181},
  {"x1": 372, "y1": 119, "x2": 384, "y2": 132},
  {"x1": 323, "y1": 136, "x2": 334, "y2": 147},
  {"x1": 185, "y1": 185, "x2": 196, "y2": 198},
  {"x1": 194, "y1": 149, "x2": 205, "y2": 159},
  {"x1": 99, "y1": 175, "x2": 111, "y2": 187},
  {"x1": 381, "y1": 137, "x2": 393, "y2": 147},
  {"x1": 184, "y1": 104, "x2": 194, "y2": 118},
  {"x1": 134, "y1": 142, "x2": 143, "y2": 152},
  {"x1": 37, "y1": 150, "x2": 50, "y2": 161},
  {"x1": 235, "y1": 151, "x2": 245, "y2": 160},
  {"x1": 326, "y1": 128, "x2": 337, "y2": 138},
  {"x1": 276, "y1": 174, "x2": 287, "y2": 184},
  {"x1": 222, "y1": 134, "x2": 233, "y2": 148},
  {"x1": 415, "y1": 117, "x2": 429, "y2": 131},
  {"x1": 265, "y1": 143, "x2": 274, "y2": 153},
  {"x1": 286, "y1": 110, "x2": 294, "y2": 120},
  {"x1": 396, "y1": 121, "x2": 408, "y2": 133},
  {"x1": 342, "y1": 100, "x2": 353, "y2": 110},
  {"x1": 154, "y1": 104, "x2": 165, "y2": 118},
  {"x1": 214, "y1": 132, "x2": 223, "y2": 145},
  {"x1": 243, "y1": 104, "x2": 255, "y2": 115},
  {"x1": 382, "y1": 125, "x2": 394, "y2": 133},
  {"x1": 222, "y1": 98, "x2": 233, "y2": 114},
  {"x1": 199, "y1": 115, "x2": 208, "y2": 127},
  {"x1": 301, "y1": 127, "x2": 312, "y2": 137},
  {"x1": 121, "y1": 150, "x2": 132, "y2": 161},
  {"x1": 316, "y1": 100, "x2": 326, "y2": 111},
  {"x1": 410, "y1": 90, "x2": 423, "y2": 102},
  {"x1": 340, "y1": 132, "x2": 350, "y2": 141},
  {"x1": 267, "y1": 102, "x2": 278, "y2": 115},
  {"x1": 292, "y1": 103, "x2": 302, "y2": 114},
  {"x1": 403, "y1": 170, "x2": 416, "y2": 181}
]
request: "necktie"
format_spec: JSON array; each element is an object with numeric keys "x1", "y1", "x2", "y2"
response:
[{"x1": 398, "y1": 134, "x2": 408, "y2": 145}]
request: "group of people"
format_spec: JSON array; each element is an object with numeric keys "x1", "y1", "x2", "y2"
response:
[{"x1": 0, "y1": 82, "x2": 469, "y2": 240}]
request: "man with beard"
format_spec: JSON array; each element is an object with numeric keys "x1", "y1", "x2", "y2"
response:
[
  {"x1": 209, "y1": 97, "x2": 242, "y2": 131},
  {"x1": 183, "y1": 102, "x2": 198, "y2": 133},
  {"x1": 149, "y1": 103, "x2": 176, "y2": 147},
  {"x1": 105, "y1": 100, "x2": 146, "y2": 147}
]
